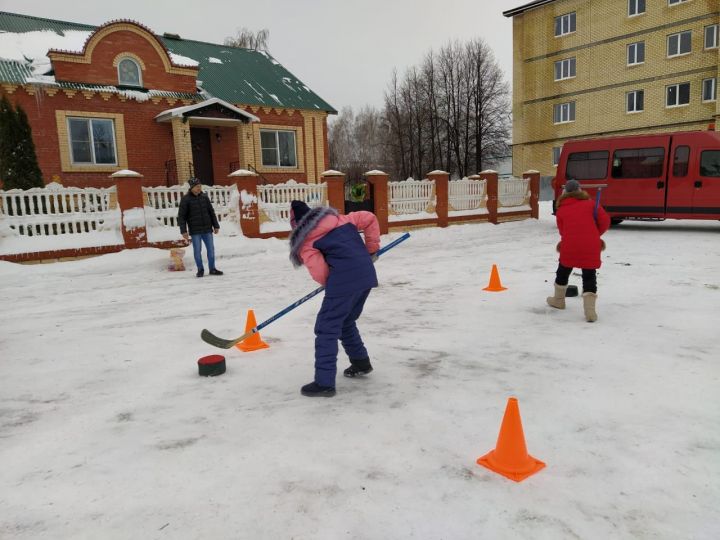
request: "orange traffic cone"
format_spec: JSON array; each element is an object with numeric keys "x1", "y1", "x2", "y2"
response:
[
  {"x1": 235, "y1": 309, "x2": 270, "y2": 352},
  {"x1": 476, "y1": 397, "x2": 545, "y2": 482},
  {"x1": 483, "y1": 264, "x2": 507, "y2": 292}
]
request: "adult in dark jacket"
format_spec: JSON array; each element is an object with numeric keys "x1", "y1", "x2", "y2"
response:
[
  {"x1": 289, "y1": 200, "x2": 380, "y2": 397},
  {"x1": 547, "y1": 179, "x2": 610, "y2": 322},
  {"x1": 177, "y1": 178, "x2": 223, "y2": 278}
]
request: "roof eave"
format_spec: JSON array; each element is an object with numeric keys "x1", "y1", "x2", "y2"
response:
[{"x1": 503, "y1": 0, "x2": 557, "y2": 17}]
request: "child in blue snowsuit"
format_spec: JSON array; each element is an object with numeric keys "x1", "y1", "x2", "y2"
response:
[{"x1": 288, "y1": 200, "x2": 381, "y2": 397}]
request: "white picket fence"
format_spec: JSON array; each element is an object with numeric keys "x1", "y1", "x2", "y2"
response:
[
  {"x1": 499, "y1": 177, "x2": 530, "y2": 208},
  {"x1": 449, "y1": 178, "x2": 487, "y2": 211},
  {"x1": 257, "y1": 180, "x2": 327, "y2": 223},
  {"x1": 389, "y1": 179, "x2": 436, "y2": 215},
  {"x1": 0, "y1": 183, "x2": 118, "y2": 237},
  {"x1": 143, "y1": 184, "x2": 239, "y2": 228}
]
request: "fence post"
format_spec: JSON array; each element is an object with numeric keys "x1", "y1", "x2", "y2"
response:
[
  {"x1": 365, "y1": 170, "x2": 389, "y2": 234},
  {"x1": 111, "y1": 170, "x2": 147, "y2": 248},
  {"x1": 321, "y1": 170, "x2": 346, "y2": 214},
  {"x1": 523, "y1": 170, "x2": 540, "y2": 219},
  {"x1": 427, "y1": 170, "x2": 449, "y2": 227},
  {"x1": 479, "y1": 169, "x2": 499, "y2": 224},
  {"x1": 229, "y1": 169, "x2": 260, "y2": 238}
]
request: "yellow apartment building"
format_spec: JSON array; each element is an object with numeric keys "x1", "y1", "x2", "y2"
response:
[{"x1": 504, "y1": 0, "x2": 720, "y2": 177}]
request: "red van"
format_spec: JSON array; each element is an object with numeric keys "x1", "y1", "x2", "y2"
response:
[{"x1": 552, "y1": 130, "x2": 720, "y2": 224}]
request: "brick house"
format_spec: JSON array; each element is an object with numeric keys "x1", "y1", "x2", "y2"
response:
[{"x1": 0, "y1": 11, "x2": 336, "y2": 188}]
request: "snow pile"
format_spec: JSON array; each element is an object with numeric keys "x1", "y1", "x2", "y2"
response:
[
  {"x1": 0, "y1": 29, "x2": 92, "y2": 76},
  {"x1": 168, "y1": 52, "x2": 199, "y2": 67}
]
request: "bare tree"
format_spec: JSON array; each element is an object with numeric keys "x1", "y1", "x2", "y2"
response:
[{"x1": 224, "y1": 28, "x2": 270, "y2": 51}]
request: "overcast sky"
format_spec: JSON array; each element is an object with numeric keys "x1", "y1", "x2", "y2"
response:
[{"x1": 0, "y1": 0, "x2": 515, "y2": 113}]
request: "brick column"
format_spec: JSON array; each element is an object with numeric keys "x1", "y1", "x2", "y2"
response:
[
  {"x1": 111, "y1": 170, "x2": 147, "y2": 248},
  {"x1": 365, "y1": 170, "x2": 389, "y2": 235},
  {"x1": 427, "y1": 170, "x2": 450, "y2": 227},
  {"x1": 523, "y1": 170, "x2": 540, "y2": 219},
  {"x1": 321, "y1": 170, "x2": 346, "y2": 214},
  {"x1": 171, "y1": 117, "x2": 194, "y2": 184},
  {"x1": 479, "y1": 169, "x2": 499, "y2": 224},
  {"x1": 229, "y1": 169, "x2": 260, "y2": 238}
]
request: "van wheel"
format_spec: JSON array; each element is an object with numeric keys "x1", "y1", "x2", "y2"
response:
[{"x1": 610, "y1": 218, "x2": 624, "y2": 226}]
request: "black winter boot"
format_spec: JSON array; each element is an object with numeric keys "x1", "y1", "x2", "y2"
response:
[
  {"x1": 196, "y1": 269, "x2": 204, "y2": 278},
  {"x1": 209, "y1": 268, "x2": 224, "y2": 275},
  {"x1": 343, "y1": 358, "x2": 373, "y2": 378},
  {"x1": 301, "y1": 382, "x2": 336, "y2": 397}
]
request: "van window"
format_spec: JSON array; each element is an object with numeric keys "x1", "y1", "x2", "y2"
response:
[
  {"x1": 612, "y1": 148, "x2": 664, "y2": 178},
  {"x1": 566, "y1": 151, "x2": 608, "y2": 180},
  {"x1": 700, "y1": 150, "x2": 720, "y2": 176},
  {"x1": 673, "y1": 146, "x2": 689, "y2": 176}
]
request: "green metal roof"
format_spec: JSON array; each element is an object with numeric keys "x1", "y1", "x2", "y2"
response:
[{"x1": 0, "y1": 11, "x2": 336, "y2": 113}]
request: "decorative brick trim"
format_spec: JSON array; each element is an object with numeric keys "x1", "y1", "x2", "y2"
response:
[
  {"x1": 2, "y1": 84, "x2": 18, "y2": 94},
  {"x1": 55, "y1": 110, "x2": 129, "y2": 172},
  {"x1": 112, "y1": 52, "x2": 147, "y2": 70}
]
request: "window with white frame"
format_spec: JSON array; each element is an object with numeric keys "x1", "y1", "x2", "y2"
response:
[
  {"x1": 117, "y1": 57, "x2": 142, "y2": 87},
  {"x1": 702, "y1": 78, "x2": 717, "y2": 102},
  {"x1": 668, "y1": 0, "x2": 689, "y2": 5},
  {"x1": 67, "y1": 117, "x2": 117, "y2": 165},
  {"x1": 626, "y1": 90, "x2": 644, "y2": 113},
  {"x1": 553, "y1": 102, "x2": 576, "y2": 124},
  {"x1": 667, "y1": 31, "x2": 692, "y2": 57},
  {"x1": 705, "y1": 25, "x2": 719, "y2": 49},
  {"x1": 552, "y1": 146, "x2": 562, "y2": 166},
  {"x1": 260, "y1": 129, "x2": 297, "y2": 167},
  {"x1": 627, "y1": 41, "x2": 645, "y2": 65},
  {"x1": 554, "y1": 12, "x2": 576, "y2": 37},
  {"x1": 666, "y1": 82, "x2": 690, "y2": 107},
  {"x1": 628, "y1": 0, "x2": 645, "y2": 16},
  {"x1": 554, "y1": 58, "x2": 576, "y2": 80}
]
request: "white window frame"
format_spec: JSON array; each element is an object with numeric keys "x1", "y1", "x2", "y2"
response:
[
  {"x1": 627, "y1": 41, "x2": 645, "y2": 66},
  {"x1": 667, "y1": 31, "x2": 692, "y2": 57},
  {"x1": 552, "y1": 146, "x2": 562, "y2": 167},
  {"x1": 626, "y1": 90, "x2": 644, "y2": 113},
  {"x1": 117, "y1": 57, "x2": 142, "y2": 87},
  {"x1": 702, "y1": 78, "x2": 717, "y2": 102},
  {"x1": 67, "y1": 117, "x2": 118, "y2": 165},
  {"x1": 704, "y1": 25, "x2": 719, "y2": 50},
  {"x1": 553, "y1": 102, "x2": 576, "y2": 124},
  {"x1": 628, "y1": 0, "x2": 646, "y2": 17},
  {"x1": 554, "y1": 12, "x2": 576, "y2": 37},
  {"x1": 260, "y1": 129, "x2": 297, "y2": 168},
  {"x1": 554, "y1": 57, "x2": 576, "y2": 81},
  {"x1": 668, "y1": 0, "x2": 689, "y2": 5},
  {"x1": 666, "y1": 82, "x2": 691, "y2": 108}
]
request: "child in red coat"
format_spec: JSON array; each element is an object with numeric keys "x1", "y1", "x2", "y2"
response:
[{"x1": 547, "y1": 180, "x2": 611, "y2": 322}]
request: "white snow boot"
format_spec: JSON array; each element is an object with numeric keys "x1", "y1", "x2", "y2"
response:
[
  {"x1": 546, "y1": 283, "x2": 567, "y2": 309},
  {"x1": 583, "y1": 292, "x2": 598, "y2": 322}
]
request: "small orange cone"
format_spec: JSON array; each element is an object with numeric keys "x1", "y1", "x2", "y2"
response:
[
  {"x1": 483, "y1": 264, "x2": 507, "y2": 292},
  {"x1": 235, "y1": 309, "x2": 270, "y2": 352},
  {"x1": 476, "y1": 397, "x2": 545, "y2": 482}
]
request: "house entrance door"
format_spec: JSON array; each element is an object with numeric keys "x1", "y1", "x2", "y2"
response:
[{"x1": 190, "y1": 128, "x2": 214, "y2": 185}]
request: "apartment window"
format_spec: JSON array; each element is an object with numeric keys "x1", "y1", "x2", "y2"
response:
[
  {"x1": 666, "y1": 82, "x2": 690, "y2": 107},
  {"x1": 117, "y1": 57, "x2": 142, "y2": 87},
  {"x1": 67, "y1": 117, "x2": 117, "y2": 165},
  {"x1": 554, "y1": 58, "x2": 576, "y2": 80},
  {"x1": 612, "y1": 148, "x2": 665, "y2": 178},
  {"x1": 667, "y1": 31, "x2": 692, "y2": 57},
  {"x1": 627, "y1": 42, "x2": 645, "y2": 65},
  {"x1": 260, "y1": 129, "x2": 297, "y2": 167},
  {"x1": 700, "y1": 151, "x2": 720, "y2": 176},
  {"x1": 552, "y1": 146, "x2": 562, "y2": 166},
  {"x1": 553, "y1": 102, "x2": 576, "y2": 124},
  {"x1": 673, "y1": 146, "x2": 689, "y2": 177},
  {"x1": 702, "y1": 78, "x2": 717, "y2": 102},
  {"x1": 628, "y1": 0, "x2": 645, "y2": 16},
  {"x1": 554, "y1": 12, "x2": 576, "y2": 37},
  {"x1": 705, "y1": 25, "x2": 719, "y2": 49},
  {"x1": 627, "y1": 90, "x2": 644, "y2": 113},
  {"x1": 668, "y1": 0, "x2": 689, "y2": 5},
  {"x1": 566, "y1": 151, "x2": 609, "y2": 180}
]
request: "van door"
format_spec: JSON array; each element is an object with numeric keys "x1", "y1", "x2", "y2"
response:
[
  {"x1": 603, "y1": 136, "x2": 669, "y2": 217},
  {"x1": 665, "y1": 139, "x2": 694, "y2": 218},
  {"x1": 694, "y1": 148, "x2": 720, "y2": 218}
]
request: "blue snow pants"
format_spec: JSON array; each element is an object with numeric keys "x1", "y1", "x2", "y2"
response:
[{"x1": 313, "y1": 288, "x2": 372, "y2": 387}]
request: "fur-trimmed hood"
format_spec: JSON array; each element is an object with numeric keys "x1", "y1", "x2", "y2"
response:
[
  {"x1": 289, "y1": 206, "x2": 339, "y2": 267},
  {"x1": 558, "y1": 190, "x2": 590, "y2": 204}
]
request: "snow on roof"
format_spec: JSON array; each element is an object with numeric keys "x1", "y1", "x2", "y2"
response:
[
  {"x1": 208, "y1": 57, "x2": 223, "y2": 64},
  {"x1": 168, "y1": 52, "x2": 198, "y2": 67},
  {"x1": 0, "y1": 29, "x2": 92, "y2": 75},
  {"x1": 155, "y1": 97, "x2": 260, "y2": 123}
]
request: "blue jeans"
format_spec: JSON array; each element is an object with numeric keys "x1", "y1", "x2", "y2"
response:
[{"x1": 190, "y1": 232, "x2": 215, "y2": 271}]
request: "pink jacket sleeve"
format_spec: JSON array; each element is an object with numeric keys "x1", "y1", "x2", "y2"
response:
[{"x1": 343, "y1": 211, "x2": 381, "y2": 253}]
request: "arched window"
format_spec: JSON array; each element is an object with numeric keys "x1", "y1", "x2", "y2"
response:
[{"x1": 117, "y1": 57, "x2": 142, "y2": 87}]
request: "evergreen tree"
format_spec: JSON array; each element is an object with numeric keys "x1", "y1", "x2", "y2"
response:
[
  {"x1": 0, "y1": 95, "x2": 43, "y2": 190},
  {"x1": 0, "y1": 94, "x2": 19, "y2": 189},
  {"x1": 14, "y1": 105, "x2": 44, "y2": 189}
]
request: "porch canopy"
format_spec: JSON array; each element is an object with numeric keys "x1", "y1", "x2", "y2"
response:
[{"x1": 154, "y1": 97, "x2": 260, "y2": 126}]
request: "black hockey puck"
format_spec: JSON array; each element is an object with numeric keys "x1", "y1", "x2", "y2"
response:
[
  {"x1": 198, "y1": 355, "x2": 226, "y2": 376},
  {"x1": 566, "y1": 285, "x2": 579, "y2": 297}
]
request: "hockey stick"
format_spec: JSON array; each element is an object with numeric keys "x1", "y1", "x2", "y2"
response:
[{"x1": 200, "y1": 232, "x2": 411, "y2": 349}]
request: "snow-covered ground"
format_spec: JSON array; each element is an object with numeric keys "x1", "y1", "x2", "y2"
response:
[{"x1": 1, "y1": 203, "x2": 718, "y2": 539}]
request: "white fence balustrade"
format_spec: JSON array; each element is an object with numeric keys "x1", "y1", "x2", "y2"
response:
[
  {"x1": 389, "y1": 179, "x2": 436, "y2": 215},
  {"x1": 449, "y1": 178, "x2": 487, "y2": 211},
  {"x1": 257, "y1": 180, "x2": 327, "y2": 223},
  {"x1": 499, "y1": 177, "x2": 530, "y2": 208},
  {"x1": 143, "y1": 184, "x2": 240, "y2": 228},
  {"x1": 0, "y1": 183, "x2": 118, "y2": 236}
]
